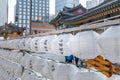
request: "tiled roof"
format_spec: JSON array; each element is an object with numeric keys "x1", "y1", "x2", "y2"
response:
[
  {"x1": 62, "y1": 0, "x2": 118, "y2": 22},
  {"x1": 0, "y1": 23, "x2": 21, "y2": 32}
]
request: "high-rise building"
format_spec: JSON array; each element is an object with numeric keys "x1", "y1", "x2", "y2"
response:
[
  {"x1": 86, "y1": 0, "x2": 105, "y2": 9},
  {"x1": 0, "y1": 0, "x2": 8, "y2": 26},
  {"x1": 15, "y1": 0, "x2": 49, "y2": 28},
  {"x1": 55, "y1": 0, "x2": 79, "y2": 14}
]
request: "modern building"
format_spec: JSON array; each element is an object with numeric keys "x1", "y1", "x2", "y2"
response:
[
  {"x1": 0, "y1": 0, "x2": 8, "y2": 26},
  {"x1": 86, "y1": 0, "x2": 105, "y2": 9},
  {"x1": 55, "y1": 0, "x2": 79, "y2": 14},
  {"x1": 15, "y1": 0, "x2": 49, "y2": 29}
]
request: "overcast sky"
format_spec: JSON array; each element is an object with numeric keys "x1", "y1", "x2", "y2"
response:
[{"x1": 8, "y1": 0, "x2": 86, "y2": 23}]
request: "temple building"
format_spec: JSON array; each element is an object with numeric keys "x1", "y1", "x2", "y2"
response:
[
  {"x1": 50, "y1": 0, "x2": 120, "y2": 30},
  {"x1": 0, "y1": 23, "x2": 25, "y2": 39}
]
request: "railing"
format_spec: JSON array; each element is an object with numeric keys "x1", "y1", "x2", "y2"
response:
[
  {"x1": 3, "y1": 15, "x2": 120, "y2": 40},
  {"x1": 30, "y1": 15, "x2": 120, "y2": 37}
]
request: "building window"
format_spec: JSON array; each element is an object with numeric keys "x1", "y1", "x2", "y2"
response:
[
  {"x1": 23, "y1": 9, "x2": 26, "y2": 11},
  {"x1": 23, "y1": 5, "x2": 26, "y2": 8},
  {"x1": 23, "y1": 12, "x2": 26, "y2": 14},
  {"x1": 27, "y1": 2, "x2": 30, "y2": 5},
  {"x1": 27, "y1": 6, "x2": 30, "y2": 9},
  {"x1": 35, "y1": 13, "x2": 38, "y2": 15},
  {"x1": 23, "y1": 24, "x2": 26, "y2": 27},
  {"x1": 39, "y1": 11, "x2": 41, "y2": 13},
  {"x1": 23, "y1": 15, "x2": 26, "y2": 19},
  {"x1": 19, "y1": 11, "x2": 22, "y2": 14},
  {"x1": 39, "y1": 13, "x2": 41, "y2": 16},
  {"x1": 23, "y1": 2, "x2": 26, "y2": 5},
  {"x1": 32, "y1": 16, "x2": 34, "y2": 20},
  {"x1": 35, "y1": 16, "x2": 38, "y2": 20},
  {"x1": 19, "y1": 8, "x2": 22, "y2": 11},
  {"x1": 39, "y1": 16, "x2": 42, "y2": 20},
  {"x1": 23, "y1": 20, "x2": 26, "y2": 23},
  {"x1": 19, "y1": 15, "x2": 22, "y2": 18},
  {"x1": 27, "y1": 9, "x2": 30, "y2": 12},
  {"x1": 19, "y1": 1, "x2": 22, "y2": 4},
  {"x1": 35, "y1": 3, "x2": 38, "y2": 6},
  {"x1": 27, "y1": 24, "x2": 30, "y2": 28},
  {"x1": 19, "y1": 24, "x2": 21, "y2": 27},
  {"x1": 27, "y1": 13, "x2": 30, "y2": 15},
  {"x1": 43, "y1": 1, "x2": 45, "y2": 3},
  {"x1": 19, "y1": 20, "x2": 22, "y2": 23},
  {"x1": 27, "y1": 20, "x2": 29, "y2": 23},
  {"x1": 27, "y1": 16, "x2": 30, "y2": 19},
  {"x1": 35, "y1": 0, "x2": 38, "y2": 3},
  {"x1": 35, "y1": 10, "x2": 38, "y2": 13},
  {"x1": 19, "y1": 5, "x2": 22, "y2": 7}
]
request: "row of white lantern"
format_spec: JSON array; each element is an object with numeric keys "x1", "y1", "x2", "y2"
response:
[
  {"x1": 0, "y1": 49, "x2": 107, "y2": 80},
  {"x1": 0, "y1": 31, "x2": 98, "y2": 57},
  {"x1": 0, "y1": 48, "x2": 120, "y2": 80},
  {"x1": 15, "y1": 53, "x2": 120, "y2": 80},
  {"x1": 0, "y1": 25, "x2": 120, "y2": 63},
  {"x1": 0, "y1": 49, "x2": 48, "y2": 80},
  {"x1": 19, "y1": 53, "x2": 108, "y2": 80}
]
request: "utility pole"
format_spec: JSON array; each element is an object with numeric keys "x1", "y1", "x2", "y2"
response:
[
  {"x1": 3, "y1": 23, "x2": 8, "y2": 39},
  {"x1": 29, "y1": 0, "x2": 32, "y2": 35}
]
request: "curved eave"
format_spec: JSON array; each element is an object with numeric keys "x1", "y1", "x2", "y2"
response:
[
  {"x1": 50, "y1": 11, "x2": 62, "y2": 24},
  {"x1": 63, "y1": 7, "x2": 120, "y2": 25},
  {"x1": 66, "y1": 4, "x2": 87, "y2": 12}
]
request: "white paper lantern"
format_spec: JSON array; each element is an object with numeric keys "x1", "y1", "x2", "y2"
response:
[
  {"x1": 52, "y1": 63, "x2": 70, "y2": 80},
  {"x1": 12, "y1": 39, "x2": 20, "y2": 50},
  {"x1": 4, "y1": 40, "x2": 10, "y2": 49},
  {"x1": 18, "y1": 38, "x2": 26, "y2": 50},
  {"x1": 98, "y1": 26, "x2": 120, "y2": 63},
  {"x1": 38, "y1": 35, "x2": 57, "y2": 53},
  {"x1": 1, "y1": 40, "x2": 7, "y2": 49},
  {"x1": 14, "y1": 64, "x2": 23, "y2": 77},
  {"x1": 24, "y1": 38, "x2": 32, "y2": 51},
  {"x1": 68, "y1": 31, "x2": 99, "y2": 59},
  {"x1": 38, "y1": 36, "x2": 47, "y2": 52},
  {"x1": 51, "y1": 34, "x2": 73, "y2": 56},
  {"x1": 41, "y1": 60, "x2": 56, "y2": 79},
  {"x1": 33, "y1": 57, "x2": 46, "y2": 74},
  {"x1": 30, "y1": 37, "x2": 41, "y2": 52}
]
